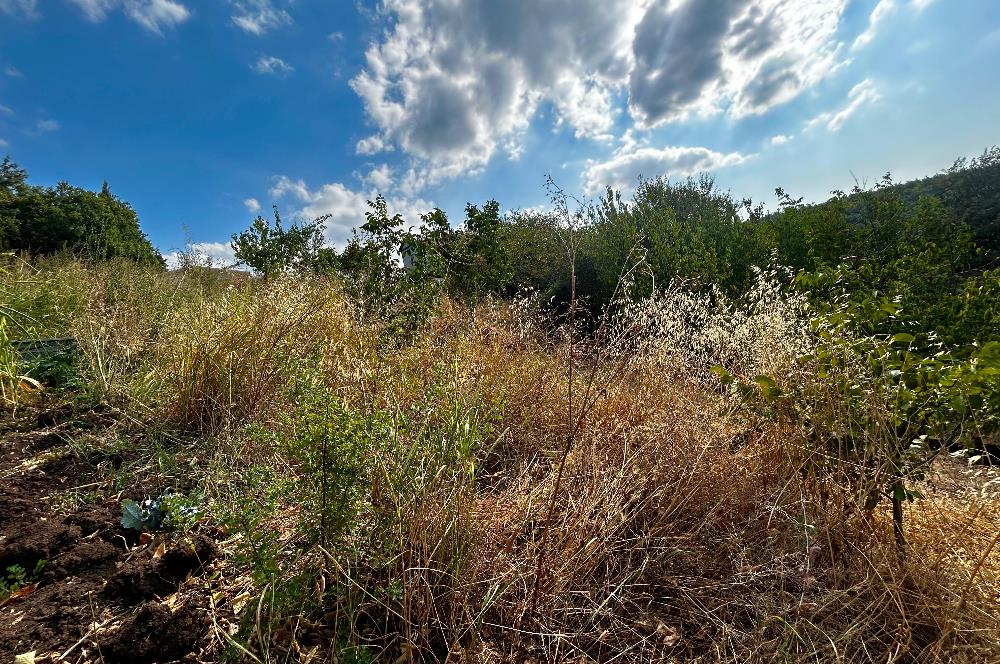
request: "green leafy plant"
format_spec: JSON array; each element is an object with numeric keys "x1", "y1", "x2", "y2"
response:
[
  {"x1": 121, "y1": 490, "x2": 201, "y2": 532},
  {"x1": 231, "y1": 206, "x2": 333, "y2": 278},
  {"x1": 121, "y1": 497, "x2": 166, "y2": 532},
  {"x1": 0, "y1": 317, "x2": 42, "y2": 405},
  {"x1": 791, "y1": 280, "x2": 995, "y2": 547}
]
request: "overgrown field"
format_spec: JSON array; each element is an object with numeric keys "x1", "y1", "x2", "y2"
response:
[{"x1": 1, "y1": 256, "x2": 999, "y2": 663}]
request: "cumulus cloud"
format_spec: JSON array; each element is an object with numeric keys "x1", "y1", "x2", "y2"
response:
[
  {"x1": 269, "y1": 175, "x2": 434, "y2": 247},
  {"x1": 243, "y1": 197, "x2": 261, "y2": 213},
  {"x1": 164, "y1": 242, "x2": 238, "y2": 269},
  {"x1": 363, "y1": 165, "x2": 394, "y2": 192},
  {"x1": 353, "y1": 0, "x2": 850, "y2": 190},
  {"x1": 253, "y1": 55, "x2": 293, "y2": 75},
  {"x1": 67, "y1": 0, "x2": 190, "y2": 33},
  {"x1": 583, "y1": 145, "x2": 751, "y2": 195},
  {"x1": 229, "y1": 0, "x2": 292, "y2": 35},
  {"x1": 356, "y1": 134, "x2": 390, "y2": 156},
  {"x1": 351, "y1": 0, "x2": 640, "y2": 184},
  {"x1": 770, "y1": 134, "x2": 792, "y2": 145},
  {"x1": 804, "y1": 78, "x2": 880, "y2": 133}
]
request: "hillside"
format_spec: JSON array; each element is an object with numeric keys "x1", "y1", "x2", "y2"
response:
[{"x1": 855, "y1": 147, "x2": 1000, "y2": 266}]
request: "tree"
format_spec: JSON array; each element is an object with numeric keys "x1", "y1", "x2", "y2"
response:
[
  {"x1": 336, "y1": 195, "x2": 443, "y2": 335},
  {"x1": 0, "y1": 158, "x2": 164, "y2": 266},
  {"x1": 231, "y1": 206, "x2": 332, "y2": 278}
]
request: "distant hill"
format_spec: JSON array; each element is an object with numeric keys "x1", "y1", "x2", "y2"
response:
[{"x1": 875, "y1": 148, "x2": 999, "y2": 265}]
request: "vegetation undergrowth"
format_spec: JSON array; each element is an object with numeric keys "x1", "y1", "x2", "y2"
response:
[
  {"x1": 2, "y1": 250, "x2": 997, "y2": 663},
  {"x1": 2, "y1": 154, "x2": 998, "y2": 662}
]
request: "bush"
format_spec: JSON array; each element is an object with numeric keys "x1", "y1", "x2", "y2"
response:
[{"x1": 148, "y1": 279, "x2": 348, "y2": 433}]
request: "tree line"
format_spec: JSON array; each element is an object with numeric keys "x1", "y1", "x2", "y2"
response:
[
  {"x1": 2, "y1": 149, "x2": 997, "y2": 348},
  {"x1": 232, "y1": 153, "x2": 998, "y2": 348},
  {"x1": 0, "y1": 157, "x2": 164, "y2": 266}
]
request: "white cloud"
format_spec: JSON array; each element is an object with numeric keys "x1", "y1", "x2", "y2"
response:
[
  {"x1": 36, "y1": 119, "x2": 60, "y2": 132},
  {"x1": 4, "y1": 65, "x2": 23, "y2": 78},
  {"x1": 67, "y1": 0, "x2": 114, "y2": 21},
  {"x1": 270, "y1": 175, "x2": 435, "y2": 247},
  {"x1": 853, "y1": 0, "x2": 939, "y2": 51},
  {"x1": 356, "y1": 134, "x2": 389, "y2": 156},
  {"x1": 269, "y1": 175, "x2": 312, "y2": 201},
  {"x1": 770, "y1": 134, "x2": 792, "y2": 145},
  {"x1": 804, "y1": 78, "x2": 880, "y2": 133},
  {"x1": 852, "y1": 0, "x2": 895, "y2": 51},
  {"x1": 164, "y1": 242, "x2": 238, "y2": 269},
  {"x1": 243, "y1": 197, "x2": 261, "y2": 214},
  {"x1": 68, "y1": 0, "x2": 190, "y2": 33},
  {"x1": 253, "y1": 55, "x2": 293, "y2": 75},
  {"x1": 353, "y1": 0, "x2": 851, "y2": 192},
  {"x1": 583, "y1": 145, "x2": 751, "y2": 195},
  {"x1": 230, "y1": 0, "x2": 292, "y2": 35},
  {"x1": 189, "y1": 241, "x2": 236, "y2": 263},
  {"x1": 0, "y1": 104, "x2": 13, "y2": 115},
  {"x1": 632, "y1": 0, "x2": 848, "y2": 123},
  {"x1": 126, "y1": 0, "x2": 189, "y2": 33},
  {"x1": 0, "y1": 0, "x2": 38, "y2": 19},
  {"x1": 618, "y1": 128, "x2": 648, "y2": 154},
  {"x1": 363, "y1": 164, "x2": 394, "y2": 192}
]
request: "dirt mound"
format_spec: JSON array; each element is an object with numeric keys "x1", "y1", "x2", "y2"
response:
[
  {"x1": 0, "y1": 407, "x2": 226, "y2": 662},
  {"x1": 104, "y1": 533, "x2": 217, "y2": 603},
  {"x1": 99, "y1": 598, "x2": 209, "y2": 663}
]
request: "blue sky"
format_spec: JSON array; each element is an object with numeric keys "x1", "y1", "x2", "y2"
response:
[{"x1": 1, "y1": 0, "x2": 998, "y2": 263}]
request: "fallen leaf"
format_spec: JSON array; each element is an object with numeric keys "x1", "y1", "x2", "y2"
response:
[
  {"x1": 656, "y1": 622, "x2": 681, "y2": 647},
  {"x1": 0, "y1": 583, "x2": 38, "y2": 606},
  {"x1": 153, "y1": 541, "x2": 167, "y2": 559},
  {"x1": 231, "y1": 592, "x2": 251, "y2": 615},
  {"x1": 139, "y1": 532, "x2": 153, "y2": 546},
  {"x1": 14, "y1": 651, "x2": 36, "y2": 664}
]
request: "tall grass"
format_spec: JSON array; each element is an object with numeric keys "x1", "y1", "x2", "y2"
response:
[{"x1": 3, "y1": 257, "x2": 997, "y2": 662}]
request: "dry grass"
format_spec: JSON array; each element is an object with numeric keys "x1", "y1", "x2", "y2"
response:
[
  {"x1": 300, "y1": 293, "x2": 999, "y2": 663},
  {"x1": 3, "y1": 259, "x2": 998, "y2": 663}
]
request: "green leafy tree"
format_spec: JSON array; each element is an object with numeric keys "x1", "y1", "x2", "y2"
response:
[
  {"x1": 787, "y1": 274, "x2": 1000, "y2": 547},
  {"x1": 338, "y1": 195, "x2": 447, "y2": 336},
  {"x1": 231, "y1": 206, "x2": 332, "y2": 278},
  {"x1": 0, "y1": 158, "x2": 164, "y2": 266},
  {"x1": 452, "y1": 200, "x2": 512, "y2": 299}
]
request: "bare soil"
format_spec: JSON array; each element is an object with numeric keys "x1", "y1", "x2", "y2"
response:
[{"x1": 0, "y1": 405, "x2": 226, "y2": 663}]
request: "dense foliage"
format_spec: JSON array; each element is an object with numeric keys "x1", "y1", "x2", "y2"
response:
[
  {"x1": 231, "y1": 205, "x2": 336, "y2": 278},
  {"x1": 245, "y1": 152, "x2": 995, "y2": 546},
  {"x1": 2, "y1": 149, "x2": 997, "y2": 662},
  {"x1": 0, "y1": 157, "x2": 164, "y2": 266},
  {"x1": 889, "y1": 146, "x2": 1000, "y2": 265}
]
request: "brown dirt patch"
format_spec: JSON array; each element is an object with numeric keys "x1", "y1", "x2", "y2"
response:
[{"x1": 0, "y1": 406, "x2": 226, "y2": 663}]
